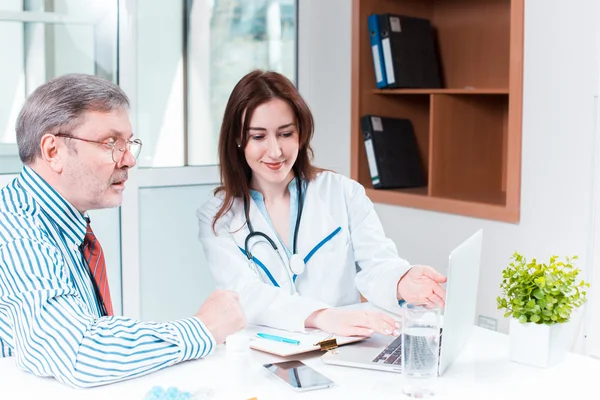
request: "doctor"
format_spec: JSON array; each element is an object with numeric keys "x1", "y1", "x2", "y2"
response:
[{"x1": 197, "y1": 70, "x2": 446, "y2": 337}]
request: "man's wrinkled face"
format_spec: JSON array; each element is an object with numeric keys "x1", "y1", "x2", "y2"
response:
[{"x1": 61, "y1": 108, "x2": 136, "y2": 211}]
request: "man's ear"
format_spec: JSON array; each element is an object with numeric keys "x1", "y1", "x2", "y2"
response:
[{"x1": 39, "y1": 133, "x2": 63, "y2": 173}]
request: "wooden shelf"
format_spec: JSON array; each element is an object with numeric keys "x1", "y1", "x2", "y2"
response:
[
  {"x1": 351, "y1": 0, "x2": 523, "y2": 222},
  {"x1": 373, "y1": 88, "x2": 509, "y2": 95},
  {"x1": 365, "y1": 188, "x2": 517, "y2": 223}
]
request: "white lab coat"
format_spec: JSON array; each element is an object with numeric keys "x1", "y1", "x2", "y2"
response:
[{"x1": 197, "y1": 171, "x2": 411, "y2": 332}]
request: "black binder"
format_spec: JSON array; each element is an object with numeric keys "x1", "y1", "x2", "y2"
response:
[
  {"x1": 378, "y1": 14, "x2": 442, "y2": 88},
  {"x1": 360, "y1": 115, "x2": 426, "y2": 189}
]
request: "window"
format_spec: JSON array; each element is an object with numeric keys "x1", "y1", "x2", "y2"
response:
[
  {"x1": 0, "y1": 1, "x2": 297, "y2": 172},
  {"x1": 136, "y1": 0, "x2": 297, "y2": 168},
  {"x1": 0, "y1": 0, "x2": 118, "y2": 174}
]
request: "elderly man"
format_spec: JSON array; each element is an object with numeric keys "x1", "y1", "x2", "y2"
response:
[{"x1": 0, "y1": 74, "x2": 245, "y2": 387}]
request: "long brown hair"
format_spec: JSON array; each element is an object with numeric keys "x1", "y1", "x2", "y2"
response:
[{"x1": 212, "y1": 69, "x2": 321, "y2": 231}]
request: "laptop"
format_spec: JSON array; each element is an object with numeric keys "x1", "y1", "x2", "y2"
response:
[{"x1": 321, "y1": 229, "x2": 483, "y2": 375}]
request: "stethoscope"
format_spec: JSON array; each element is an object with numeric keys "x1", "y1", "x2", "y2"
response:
[{"x1": 243, "y1": 176, "x2": 306, "y2": 292}]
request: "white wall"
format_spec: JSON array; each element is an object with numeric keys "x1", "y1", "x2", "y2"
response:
[
  {"x1": 298, "y1": 0, "x2": 600, "y2": 348},
  {"x1": 298, "y1": 0, "x2": 351, "y2": 177},
  {"x1": 582, "y1": 6, "x2": 600, "y2": 357},
  {"x1": 138, "y1": 184, "x2": 217, "y2": 322}
]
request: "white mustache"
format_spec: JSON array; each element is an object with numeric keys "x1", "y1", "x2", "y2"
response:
[{"x1": 110, "y1": 173, "x2": 128, "y2": 184}]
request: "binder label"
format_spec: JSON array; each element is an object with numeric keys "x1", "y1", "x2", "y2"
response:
[
  {"x1": 364, "y1": 139, "x2": 380, "y2": 185},
  {"x1": 371, "y1": 45, "x2": 383, "y2": 84},
  {"x1": 390, "y1": 17, "x2": 401, "y2": 32},
  {"x1": 382, "y1": 38, "x2": 395, "y2": 85},
  {"x1": 371, "y1": 116, "x2": 383, "y2": 132}
]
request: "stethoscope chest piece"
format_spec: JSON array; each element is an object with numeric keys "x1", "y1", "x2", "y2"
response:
[{"x1": 289, "y1": 253, "x2": 306, "y2": 275}]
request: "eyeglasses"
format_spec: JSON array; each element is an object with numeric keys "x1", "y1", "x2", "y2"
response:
[{"x1": 55, "y1": 133, "x2": 143, "y2": 163}]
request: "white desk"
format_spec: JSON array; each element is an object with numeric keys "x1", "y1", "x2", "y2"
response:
[{"x1": 1, "y1": 325, "x2": 599, "y2": 400}]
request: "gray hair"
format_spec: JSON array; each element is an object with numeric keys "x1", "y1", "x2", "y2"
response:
[{"x1": 16, "y1": 73, "x2": 130, "y2": 164}]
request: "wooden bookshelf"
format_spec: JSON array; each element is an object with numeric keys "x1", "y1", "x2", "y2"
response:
[
  {"x1": 351, "y1": 0, "x2": 523, "y2": 223},
  {"x1": 373, "y1": 88, "x2": 510, "y2": 95}
]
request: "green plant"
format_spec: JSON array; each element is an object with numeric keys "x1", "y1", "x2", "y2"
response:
[{"x1": 497, "y1": 252, "x2": 590, "y2": 324}]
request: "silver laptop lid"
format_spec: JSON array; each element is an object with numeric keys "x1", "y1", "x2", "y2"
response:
[{"x1": 438, "y1": 229, "x2": 483, "y2": 375}]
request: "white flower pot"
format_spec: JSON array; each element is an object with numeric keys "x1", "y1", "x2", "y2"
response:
[{"x1": 509, "y1": 318, "x2": 568, "y2": 367}]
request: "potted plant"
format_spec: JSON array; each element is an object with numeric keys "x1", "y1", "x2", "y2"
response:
[{"x1": 496, "y1": 252, "x2": 590, "y2": 367}]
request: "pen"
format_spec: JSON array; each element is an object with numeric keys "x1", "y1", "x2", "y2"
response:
[{"x1": 256, "y1": 333, "x2": 300, "y2": 345}]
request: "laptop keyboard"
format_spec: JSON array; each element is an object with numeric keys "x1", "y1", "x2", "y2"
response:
[
  {"x1": 372, "y1": 329, "x2": 443, "y2": 366},
  {"x1": 372, "y1": 336, "x2": 403, "y2": 365}
]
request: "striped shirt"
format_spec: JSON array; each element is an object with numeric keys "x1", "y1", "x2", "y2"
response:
[{"x1": 0, "y1": 166, "x2": 215, "y2": 388}]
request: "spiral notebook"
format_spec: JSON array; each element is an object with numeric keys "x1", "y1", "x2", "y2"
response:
[{"x1": 243, "y1": 325, "x2": 367, "y2": 357}]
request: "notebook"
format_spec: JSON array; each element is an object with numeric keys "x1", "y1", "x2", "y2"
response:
[
  {"x1": 244, "y1": 325, "x2": 367, "y2": 357},
  {"x1": 360, "y1": 115, "x2": 426, "y2": 189},
  {"x1": 378, "y1": 13, "x2": 442, "y2": 89}
]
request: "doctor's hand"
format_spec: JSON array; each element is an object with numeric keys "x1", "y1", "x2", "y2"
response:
[
  {"x1": 195, "y1": 290, "x2": 246, "y2": 344},
  {"x1": 305, "y1": 309, "x2": 400, "y2": 337},
  {"x1": 397, "y1": 265, "x2": 447, "y2": 308}
]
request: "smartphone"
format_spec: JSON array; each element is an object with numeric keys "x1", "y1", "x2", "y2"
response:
[{"x1": 263, "y1": 360, "x2": 334, "y2": 391}]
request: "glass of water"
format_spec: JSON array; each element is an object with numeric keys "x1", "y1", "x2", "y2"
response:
[{"x1": 401, "y1": 303, "x2": 441, "y2": 398}]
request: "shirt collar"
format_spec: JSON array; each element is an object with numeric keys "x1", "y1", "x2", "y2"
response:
[
  {"x1": 249, "y1": 177, "x2": 302, "y2": 202},
  {"x1": 17, "y1": 165, "x2": 87, "y2": 246}
]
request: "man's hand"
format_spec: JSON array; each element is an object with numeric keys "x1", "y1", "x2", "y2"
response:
[
  {"x1": 305, "y1": 308, "x2": 401, "y2": 337},
  {"x1": 397, "y1": 265, "x2": 447, "y2": 308},
  {"x1": 196, "y1": 290, "x2": 246, "y2": 344}
]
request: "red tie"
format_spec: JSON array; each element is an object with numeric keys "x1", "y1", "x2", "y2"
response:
[{"x1": 81, "y1": 219, "x2": 114, "y2": 316}]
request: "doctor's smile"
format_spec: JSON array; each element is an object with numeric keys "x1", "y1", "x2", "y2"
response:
[{"x1": 263, "y1": 161, "x2": 285, "y2": 171}]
